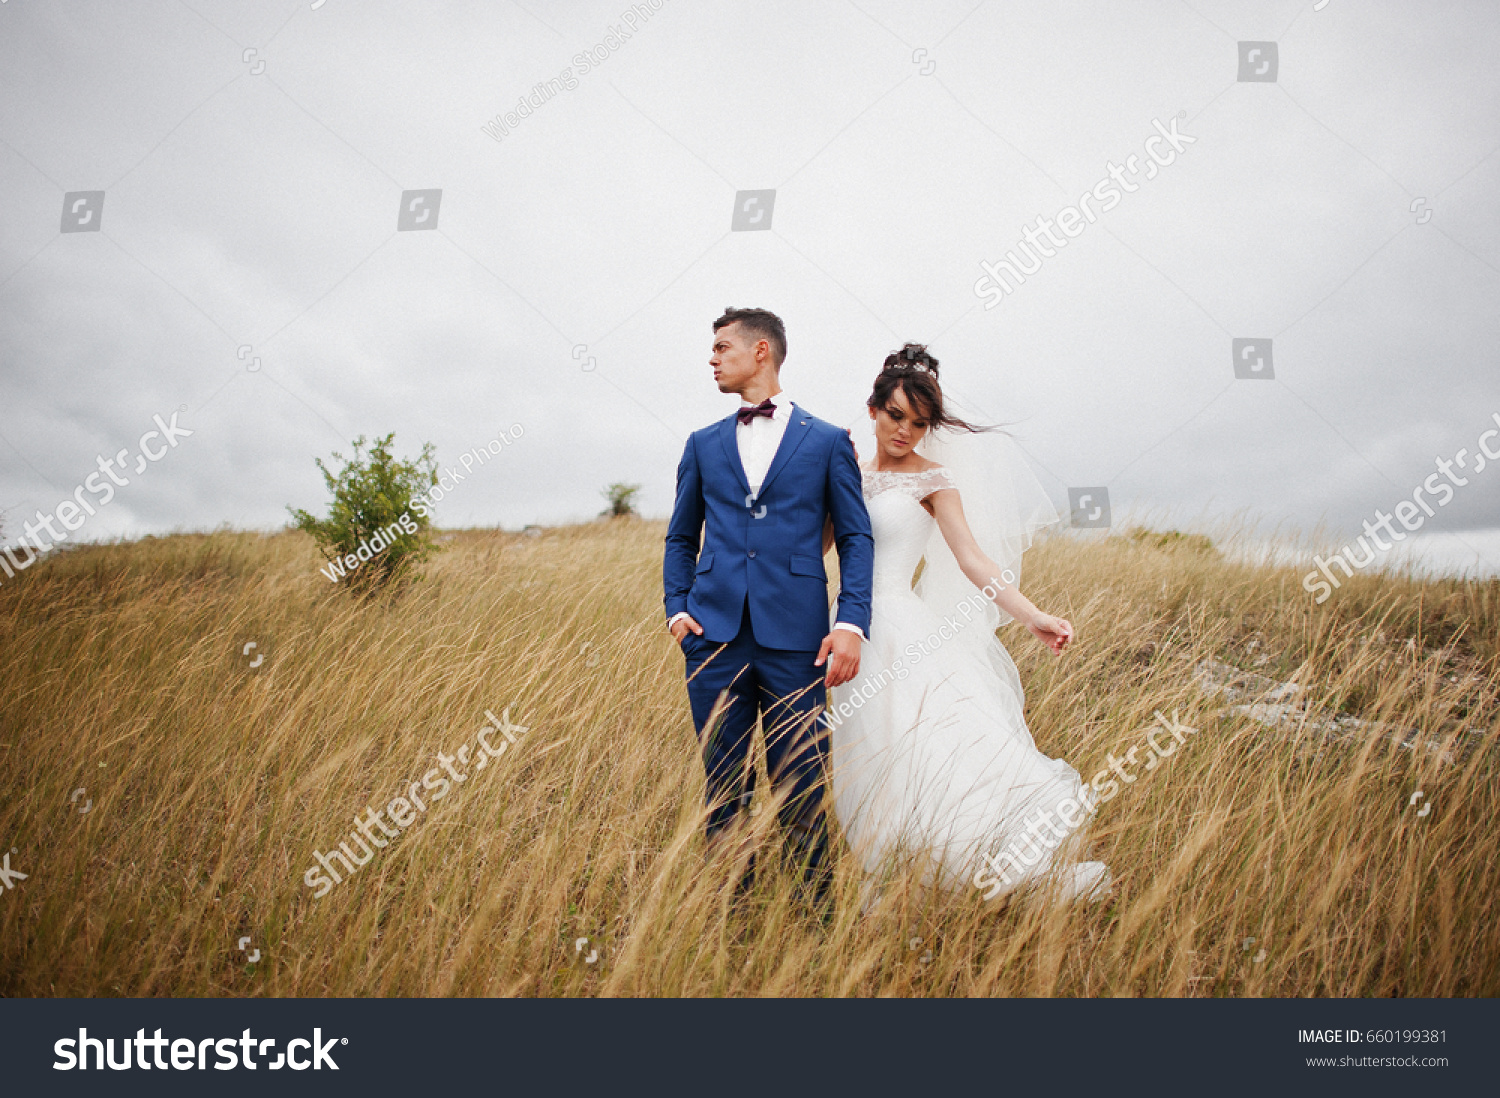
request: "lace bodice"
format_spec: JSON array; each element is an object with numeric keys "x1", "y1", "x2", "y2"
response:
[
  {"x1": 860, "y1": 463, "x2": 957, "y2": 595},
  {"x1": 862, "y1": 464, "x2": 957, "y2": 503}
]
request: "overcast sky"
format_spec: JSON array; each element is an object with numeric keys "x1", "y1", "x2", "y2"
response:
[{"x1": 2, "y1": 0, "x2": 1497, "y2": 576}]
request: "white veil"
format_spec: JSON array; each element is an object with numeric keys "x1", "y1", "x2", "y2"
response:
[{"x1": 911, "y1": 395, "x2": 1059, "y2": 664}]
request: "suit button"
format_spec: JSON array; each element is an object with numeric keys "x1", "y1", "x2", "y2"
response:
[{"x1": 748, "y1": 549, "x2": 756, "y2": 558}]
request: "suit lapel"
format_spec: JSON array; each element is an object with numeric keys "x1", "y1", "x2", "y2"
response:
[
  {"x1": 717, "y1": 412, "x2": 751, "y2": 497},
  {"x1": 756, "y1": 403, "x2": 811, "y2": 498}
]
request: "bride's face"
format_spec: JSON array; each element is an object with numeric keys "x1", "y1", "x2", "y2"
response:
[{"x1": 868, "y1": 384, "x2": 931, "y2": 459}]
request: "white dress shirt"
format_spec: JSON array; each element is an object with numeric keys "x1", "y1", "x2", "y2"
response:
[
  {"x1": 738, "y1": 390, "x2": 797, "y2": 496},
  {"x1": 669, "y1": 391, "x2": 865, "y2": 641}
]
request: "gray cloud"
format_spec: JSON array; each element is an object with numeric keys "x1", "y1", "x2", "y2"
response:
[{"x1": 1, "y1": 0, "x2": 1497, "y2": 575}]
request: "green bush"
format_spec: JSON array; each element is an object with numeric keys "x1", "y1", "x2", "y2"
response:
[
  {"x1": 601, "y1": 482, "x2": 641, "y2": 518},
  {"x1": 289, "y1": 433, "x2": 440, "y2": 591}
]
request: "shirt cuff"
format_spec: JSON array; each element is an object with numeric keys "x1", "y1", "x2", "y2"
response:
[
  {"x1": 833, "y1": 622, "x2": 867, "y2": 641},
  {"x1": 667, "y1": 612, "x2": 690, "y2": 632}
]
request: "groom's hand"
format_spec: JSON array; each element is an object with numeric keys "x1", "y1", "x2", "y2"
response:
[
  {"x1": 670, "y1": 615, "x2": 704, "y2": 645},
  {"x1": 815, "y1": 629, "x2": 861, "y2": 687}
]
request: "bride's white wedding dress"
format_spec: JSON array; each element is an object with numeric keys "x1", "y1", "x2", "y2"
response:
[{"x1": 827, "y1": 460, "x2": 1109, "y2": 904}]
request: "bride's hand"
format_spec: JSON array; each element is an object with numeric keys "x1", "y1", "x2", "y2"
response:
[{"x1": 1027, "y1": 613, "x2": 1073, "y2": 654}]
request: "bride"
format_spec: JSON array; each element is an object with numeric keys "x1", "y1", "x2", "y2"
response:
[{"x1": 824, "y1": 344, "x2": 1110, "y2": 905}]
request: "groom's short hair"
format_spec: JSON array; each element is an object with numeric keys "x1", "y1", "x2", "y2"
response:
[{"x1": 713, "y1": 307, "x2": 786, "y2": 368}]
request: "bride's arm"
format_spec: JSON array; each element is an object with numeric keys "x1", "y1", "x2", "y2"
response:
[{"x1": 926, "y1": 487, "x2": 1073, "y2": 653}]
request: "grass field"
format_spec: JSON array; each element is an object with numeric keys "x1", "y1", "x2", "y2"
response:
[{"x1": 1, "y1": 520, "x2": 1496, "y2": 996}]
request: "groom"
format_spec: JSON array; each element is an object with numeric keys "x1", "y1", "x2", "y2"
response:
[{"x1": 664, "y1": 307, "x2": 874, "y2": 900}]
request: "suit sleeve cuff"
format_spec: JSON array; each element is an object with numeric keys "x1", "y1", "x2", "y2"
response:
[{"x1": 833, "y1": 621, "x2": 867, "y2": 642}]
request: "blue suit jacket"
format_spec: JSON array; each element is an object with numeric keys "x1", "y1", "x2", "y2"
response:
[{"x1": 664, "y1": 403, "x2": 875, "y2": 650}]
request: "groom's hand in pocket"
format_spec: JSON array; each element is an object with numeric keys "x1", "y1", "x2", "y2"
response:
[
  {"x1": 815, "y1": 629, "x2": 861, "y2": 687},
  {"x1": 670, "y1": 615, "x2": 704, "y2": 646}
]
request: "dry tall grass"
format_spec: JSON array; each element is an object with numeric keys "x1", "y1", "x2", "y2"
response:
[{"x1": 1, "y1": 521, "x2": 1496, "y2": 996}]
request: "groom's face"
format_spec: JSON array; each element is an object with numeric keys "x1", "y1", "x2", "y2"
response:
[{"x1": 710, "y1": 322, "x2": 767, "y2": 394}]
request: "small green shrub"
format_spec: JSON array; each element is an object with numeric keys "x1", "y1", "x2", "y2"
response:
[
  {"x1": 289, "y1": 433, "x2": 440, "y2": 591},
  {"x1": 601, "y1": 482, "x2": 642, "y2": 518}
]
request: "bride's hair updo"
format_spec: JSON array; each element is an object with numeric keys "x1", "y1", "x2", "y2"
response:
[{"x1": 867, "y1": 343, "x2": 993, "y2": 434}]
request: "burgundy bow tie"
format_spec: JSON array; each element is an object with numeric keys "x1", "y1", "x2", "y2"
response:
[{"x1": 736, "y1": 399, "x2": 776, "y2": 426}]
